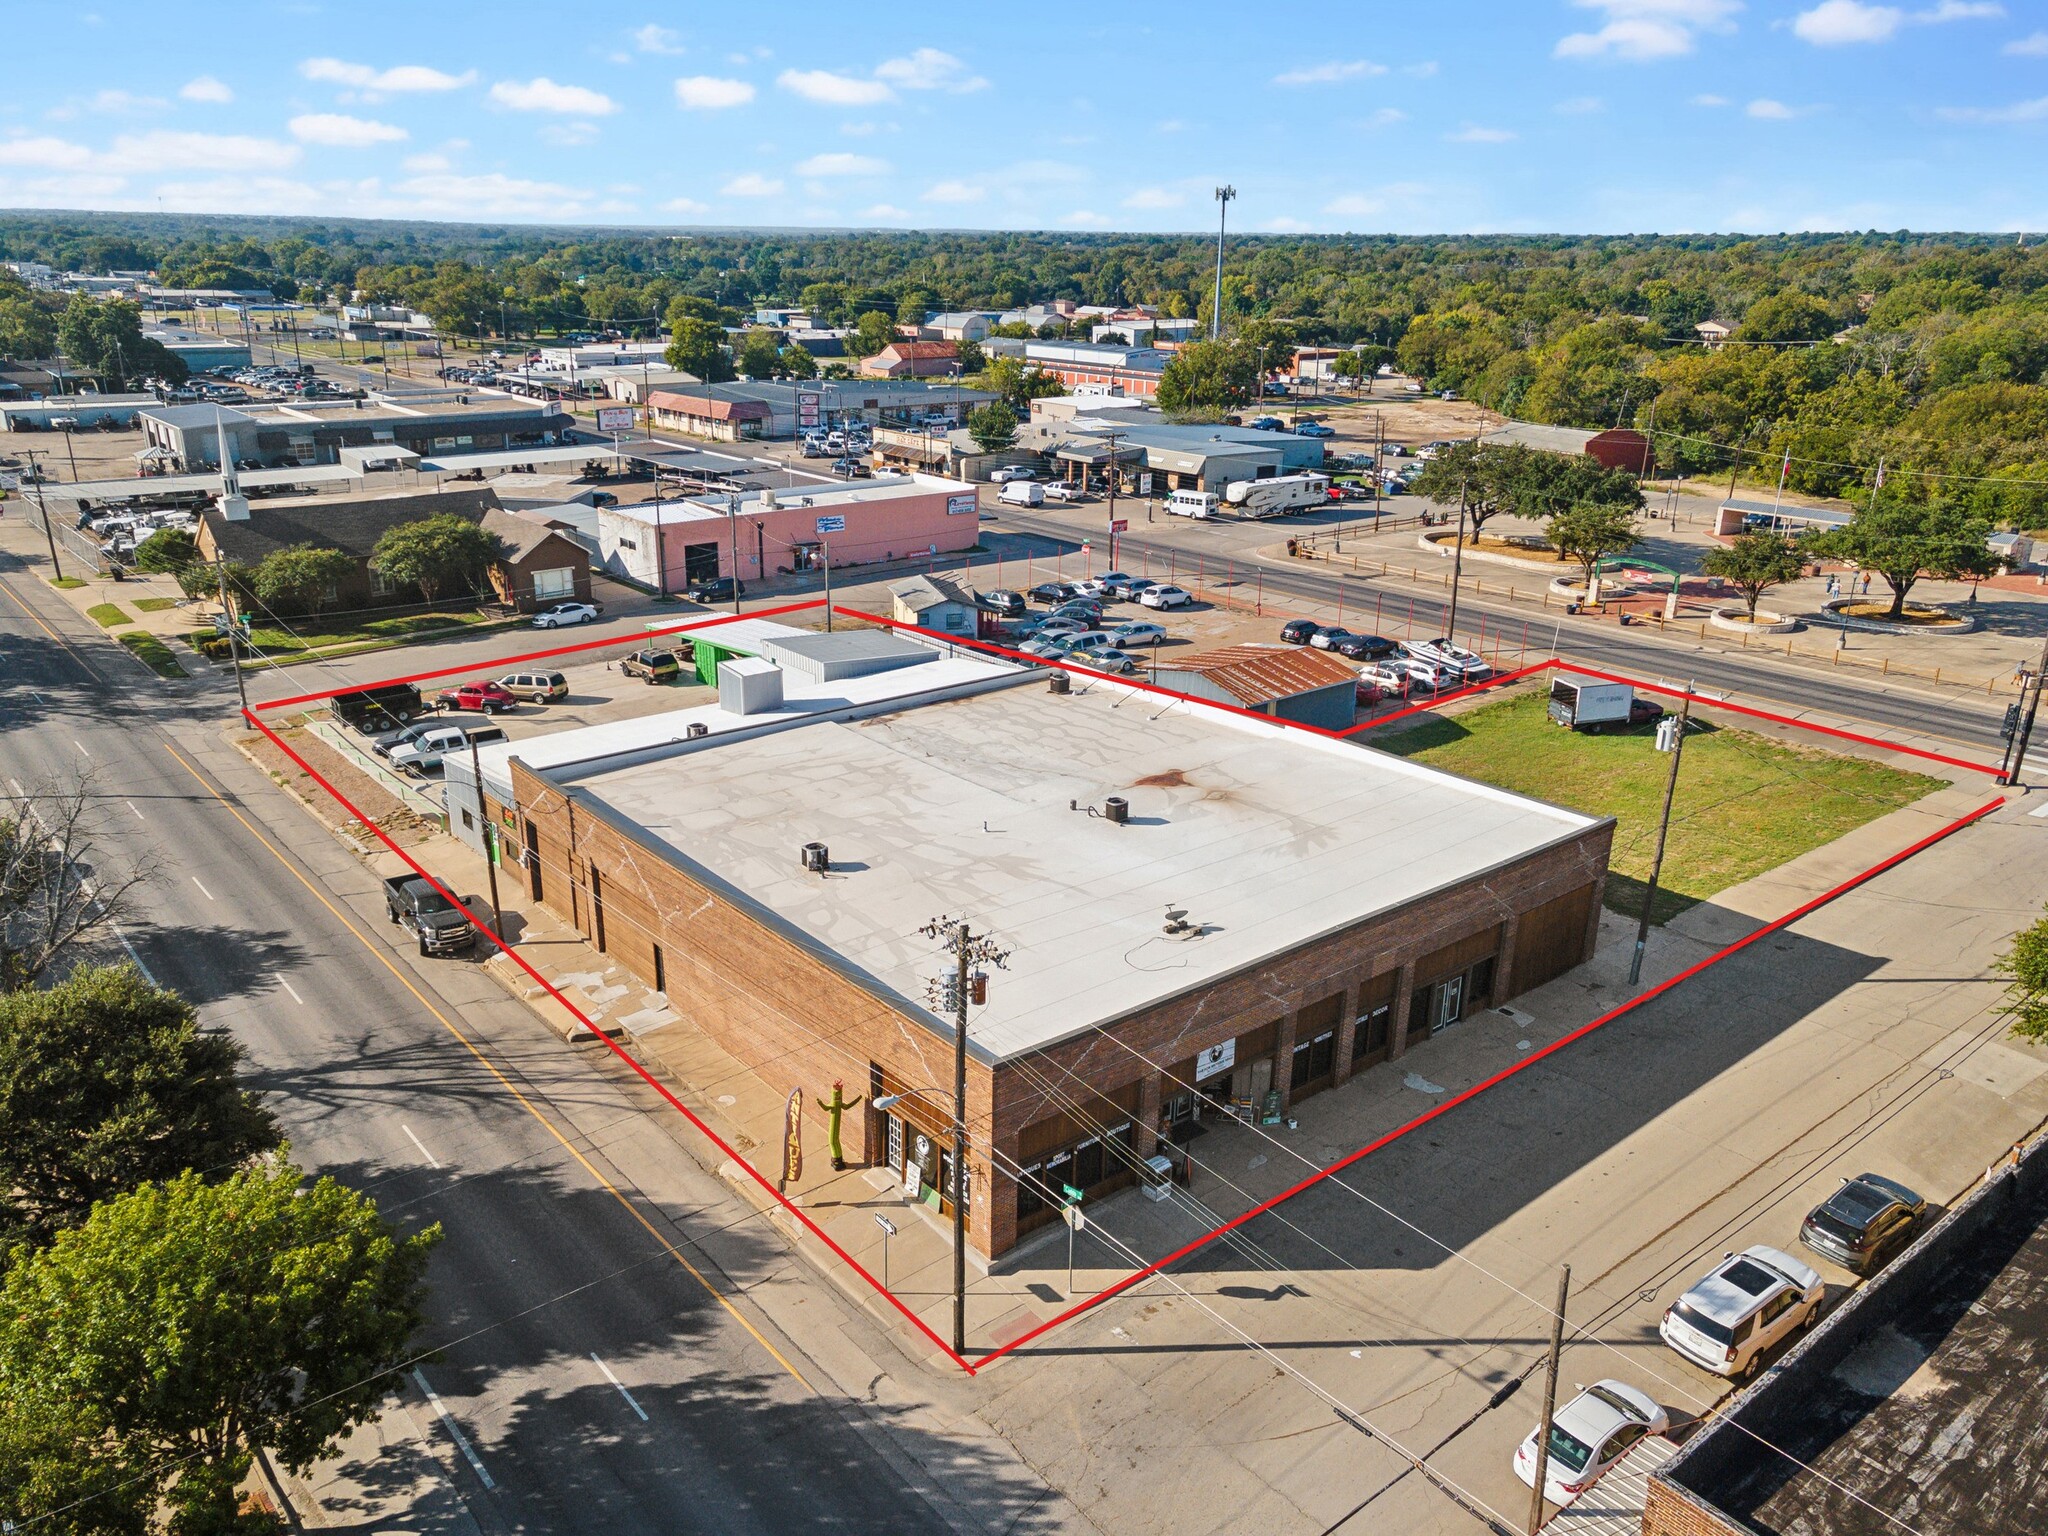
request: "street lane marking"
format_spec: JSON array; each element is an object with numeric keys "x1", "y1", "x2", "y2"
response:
[
  {"x1": 73, "y1": 740, "x2": 90, "y2": 757},
  {"x1": 275, "y1": 973, "x2": 304, "y2": 1005},
  {"x1": 127, "y1": 799, "x2": 146, "y2": 822},
  {"x1": 31, "y1": 692, "x2": 44, "y2": 704},
  {"x1": 410, "y1": 1368, "x2": 495, "y2": 1491},
  {"x1": 159, "y1": 741, "x2": 815, "y2": 1394},
  {"x1": 110, "y1": 923, "x2": 160, "y2": 987},
  {"x1": 592, "y1": 1353, "x2": 648, "y2": 1421},
  {"x1": 192, "y1": 877, "x2": 214, "y2": 901},
  {"x1": 403, "y1": 1123, "x2": 441, "y2": 1169}
]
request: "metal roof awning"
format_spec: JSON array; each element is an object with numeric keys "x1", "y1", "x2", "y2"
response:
[
  {"x1": 44, "y1": 463, "x2": 360, "y2": 501},
  {"x1": 418, "y1": 444, "x2": 615, "y2": 472}
]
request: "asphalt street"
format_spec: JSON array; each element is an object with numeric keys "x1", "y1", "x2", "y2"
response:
[{"x1": 0, "y1": 552, "x2": 1008, "y2": 1535}]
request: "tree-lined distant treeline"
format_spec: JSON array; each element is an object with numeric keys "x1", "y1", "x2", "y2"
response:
[{"x1": 3, "y1": 212, "x2": 2045, "y2": 518}]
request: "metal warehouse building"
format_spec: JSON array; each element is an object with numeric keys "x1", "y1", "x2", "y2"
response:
[{"x1": 448, "y1": 635, "x2": 1613, "y2": 1259}]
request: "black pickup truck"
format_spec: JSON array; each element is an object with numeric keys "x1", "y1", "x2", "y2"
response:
[{"x1": 383, "y1": 873, "x2": 475, "y2": 956}]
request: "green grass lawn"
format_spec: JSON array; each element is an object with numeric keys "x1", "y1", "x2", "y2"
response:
[
  {"x1": 131, "y1": 597, "x2": 178, "y2": 613},
  {"x1": 1373, "y1": 693, "x2": 1945, "y2": 924},
  {"x1": 86, "y1": 603, "x2": 132, "y2": 628},
  {"x1": 230, "y1": 609, "x2": 504, "y2": 657},
  {"x1": 116, "y1": 631, "x2": 188, "y2": 679},
  {"x1": 49, "y1": 577, "x2": 86, "y2": 590}
]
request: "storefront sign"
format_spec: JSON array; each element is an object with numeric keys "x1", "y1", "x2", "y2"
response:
[
  {"x1": 902, "y1": 1160, "x2": 923, "y2": 1198},
  {"x1": 947, "y1": 493, "x2": 978, "y2": 517},
  {"x1": 815, "y1": 514, "x2": 846, "y2": 534},
  {"x1": 1138, "y1": 472, "x2": 1154, "y2": 496},
  {"x1": 595, "y1": 405, "x2": 635, "y2": 434},
  {"x1": 1109, "y1": 518, "x2": 1128, "y2": 533},
  {"x1": 796, "y1": 387, "x2": 823, "y2": 430},
  {"x1": 1194, "y1": 1039, "x2": 1237, "y2": 1081}
]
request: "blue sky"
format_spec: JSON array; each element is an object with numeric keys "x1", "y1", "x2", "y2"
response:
[{"x1": 3, "y1": 1, "x2": 2045, "y2": 234}]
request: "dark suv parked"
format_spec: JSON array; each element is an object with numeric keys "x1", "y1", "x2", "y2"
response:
[{"x1": 687, "y1": 577, "x2": 746, "y2": 604}]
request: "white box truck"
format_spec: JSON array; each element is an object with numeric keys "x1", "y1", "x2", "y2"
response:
[
  {"x1": 1166, "y1": 489, "x2": 1220, "y2": 519},
  {"x1": 1225, "y1": 472, "x2": 1331, "y2": 518},
  {"x1": 1547, "y1": 673, "x2": 1642, "y2": 731}
]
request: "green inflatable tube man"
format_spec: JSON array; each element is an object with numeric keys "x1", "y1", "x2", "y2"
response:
[{"x1": 817, "y1": 1079, "x2": 864, "y2": 1171}]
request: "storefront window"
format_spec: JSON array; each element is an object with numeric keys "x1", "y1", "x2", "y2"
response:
[{"x1": 1355, "y1": 1004, "x2": 1392, "y2": 1060}]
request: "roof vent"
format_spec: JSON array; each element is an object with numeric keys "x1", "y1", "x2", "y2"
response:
[
  {"x1": 761, "y1": 487, "x2": 778, "y2": 511},
  {"x1": 801, "y1": 842, "x2": 829, "y2": 873},
  {"x1": 685, "y1": 722, "x2": 708, "y2": 739},
  {"x1": 1104, "y1": 795, "x2": 1129, "y2": 825},
  {"x1": 1048, "y1": 671, "x2": 1071, "y2": 695}
]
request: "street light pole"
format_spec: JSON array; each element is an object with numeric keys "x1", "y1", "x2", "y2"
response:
[
  {"x1": 22, "y1": 449, "x2": 64, "y2": 582},
  {"x1": 213, "y1": 548, "x2": 250, "y2": 722},
  {"x1": 1445, "y1": 477, "x2": 1468, "y2": 647},
  {"x1": 726, "y1": 491, "x2": 742, "y2": 614},
  {"x1": 469, "y1": 732, "x2": 505, "y2": 943},
  {"x1": 950, "y1": 920, "x2": 971, "y2": 1357},
  {"x1": 1629, "y1": 684, "x2": 1694, "y2": 986},
  {"x1": 1211, "y1": 186, "x2": 1235, "y2": 342},
  {"x1": 2002, "y1": 634, "x2": 2048, "y2": 786}
]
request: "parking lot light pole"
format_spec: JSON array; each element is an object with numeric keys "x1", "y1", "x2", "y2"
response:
[
  {"x1": 22, "y1": 450, "x2": 62, "y2": 583},
  {"x1": 469, "y1": 732, "x2": 505, "y2": 943},
  {"x1": 1444, "y1": 478, "x2": 1468, "y2": 647},
  {"x1": 1629, "y1": 683, "x2": 1694, "y2": 987}
]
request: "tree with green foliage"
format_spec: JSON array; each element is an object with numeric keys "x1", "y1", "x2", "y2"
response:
[
  {"x1": 1156, "y1": 338, "x2": 1259, "y2": 416},
  {"x1": 369, "y1": 515, "x2": 499, "y2": 606},
  {"x1": 1409, "y1": 441, "x2": 1641, "y2": 541},
  {"x1": 1546, "y1": 502, "x2": 1641, "y2": 588},
  {"x1": 1701, "y1": 529, "x2": 1807, "y2": 621},
  {"x1": 0, "y1": 1393, "x2": 151, "y2": 1536},
  {"x1": 847, "y1": 310, "x2": 896, "y2": 358},
  {"x1": 0, "y1": 1159, "x2": 438, "y2": 1535},
  {"x1": 55, "y1": 295, "x2": 185, "y2": 385},
  {"x1": 251, "y1": 544, "x2": 357, "y2": 617},
  {"x1": 665, "y1": 316, "x2": 732, "y2": 382},
  {"x1": 1802, "y1": 488, "x2": 1996, "y2": 619},
  {"x1": 1997, "y1": 908, "x2": 2048, "y2": 1043},
  {"x1": 954, "y1": 338, "x2": 985, "y2": 374},
  {"x1": 1735, "y1": 291, "x2": 1840, "y2": 345},
  {"x1": 0, "y1": 272, "x2": 58, "y2": 361},
  {"x1": 132, "y1": 527, "x2": 200, "y2": 575},
  {"x1": 735, "y1": 328, "x2": 782, "y2": 379},
  {"x1": 967, "y1": 401, "x2": 1018, "y2": 453},
  {"x1": 0, "y1": 964, "x2": 279, "y2": 1247},
  {"x1": 979, "y1": 356, "x2": 1065, "y2": 413},
  {"x1": 780, "y1": 342, "x2": 817, "y2": 379}
]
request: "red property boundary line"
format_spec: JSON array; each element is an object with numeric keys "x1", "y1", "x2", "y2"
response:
[{"x1": 242, "y1": 595, "x2": 2007, "y2": 1374}]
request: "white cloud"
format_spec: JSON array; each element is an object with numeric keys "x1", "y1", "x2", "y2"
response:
[
  {"x1": 180, "y1": 75, "x2": 233, "y2": 104},
  {"x1": 777, "y1": 68, "x2": 894, "y2": 105},
  {"x1": 1555, "y1": 0, "x2": 1742, "y2": 61},
  {"x1": 289, "y1": 112, "x2": 407, "y2": 147},
  {"x1": 1273, "y1": 59, "x2": 1387, "y2": 85},
  {"x1": 722, "y1": 171, "x2": 785, "y2": 196},
  {"x1": 1059, "y1": 209, "x2": 1113, "y2": 227},
  {"x1": 105, "y1": 130, "x2": 300, "y2": 173},
  {"x1": 2007, "y1": 29, "x2": 2048, "y2": 53},
  {"x1": 795, "y1": 151, "x2": 889, "y2": 175},
  {"x1": 1692, "y1": 92, "x2": 1731, "y2": 105},
  {"x1": 874, "y1": 48, "x2": 987, "y2": 92},
  {"x1": 922, "y1": 178, "x2": 984, "y2": 203},
  {"x1": 490, "y1": 78, "x2": 619, "y2": 115},
  {"x1": 1556, "y1": 95, "x2": 1606, "y2": 113},
  {"x1": 673, "y1": 75, "x2": 755, "y2": 109},
  {"x1": 393, "y1": 170, "x2": 589, "y2": 218},
  {"x1": 1447, "y1": 123, "x2": 1517, "y2": 142},
  {"x1": 0, "y1": 136, "x2": 97, "y2": 170},
  {"x1": 540, "y1": 121, "x2": 601, "y2": 146},
  {"x1": 1156, "y1": 118, "x2": 1187, "y2": 133},
  {"x1": 665, "y1": 196, "x2": 709, "y2": 214},
  {"x1": 46, "y1": 89, "x2": 167, "y2": 121},
  {"x1": 1122, "y1": 187, "x2": 1183, "y2": 209},
  {"x1": 300, "y1": 58, "x2": 475, "y2": 92},
  {"x1": 633, "y1": 23, "x2": 686, "y2": 55},
  {"x1": 1366, "y1": 106, "x2": 1408, "y2": 125},
  {"x1": 1264, "y1": 216, "x2": 1313, "y2": 232},
  {"x1": 1935, "y1": 94, "x2": 2048, "y2": 121},
  {"x1": 1793, "y1": 0, "x2": 2002, "y2": 44},
  {"x1": 1325, "y1": 193, "x2": 1387, "y2": 217},
  {"x1": 402, "y1": 150, "x2": 454, "y2": 173},
  {"x1": 861, "y1": 202, "x2": 910, "y2": 219},
  {"x1": 1746, "y1": 97, "x2": 1799, "y2": 117},
  {"x1": 1405, "y1": 61, "x2": 1441, "y2": 77}
]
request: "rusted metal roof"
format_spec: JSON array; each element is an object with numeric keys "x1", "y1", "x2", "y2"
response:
[{"x1": 1154, "y1": 643, "x2": 1356, "y2": 706}]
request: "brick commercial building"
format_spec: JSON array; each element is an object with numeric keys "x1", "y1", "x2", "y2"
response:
[{"x1": 451, "y1": 636, "x2": 1612, "y2": 1260}]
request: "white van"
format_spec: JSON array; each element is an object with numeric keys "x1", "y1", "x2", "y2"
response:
[
  {"x1": 1166, "y1": 489, "x2": 1220, "y2": 520},
  {"x1": 998, "y1": 480, "x2": 1045, "y2": 508}
]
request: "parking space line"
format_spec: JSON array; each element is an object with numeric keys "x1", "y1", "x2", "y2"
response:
[
  {"x1": 402, "y1": 1124, "x2": 441, "y2": 1169},
  {"x1": 192, "y1": 876, "x2": 214, "y2": 901},
  {"x1": 275, "y1": 973, "x2": 304, "y2": 1005},
  {"x1": 592, "y1": 1353, "x2": 649, "y2": 1421},
  {"x1": 411, "y1": 1368, "x2": 494, "y2": 1490}
]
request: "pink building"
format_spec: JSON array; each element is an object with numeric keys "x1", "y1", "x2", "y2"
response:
[{"x1": 596, "y1": 473, "x2": 984, "y2": 591}]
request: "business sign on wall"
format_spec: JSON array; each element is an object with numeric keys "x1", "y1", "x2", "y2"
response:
[
  {"x1": 946, "y1": 493, "x2": 979, "y2": 517},
  {"x1": 1194, "y1": 1039, "x2": 1237, "y2": 1081},
  {"x1": 796, "y1": 388, "x2": 824, "y2": 431},
  {"x1": 815, "y1": 514, "x2": 847, "y2": 533},
  {"x1": 595, "y1": 405, "x2": 635, "y2": 433}
]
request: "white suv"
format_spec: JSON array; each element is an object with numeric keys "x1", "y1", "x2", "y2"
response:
[{"x1": 1659, "y1": 1246, "x2": 1822, "y2": 1379}]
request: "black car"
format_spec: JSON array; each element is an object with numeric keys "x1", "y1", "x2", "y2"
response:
[
  {"x1": 688, "y1": 576, "x2": 746, "y2": 604},
  {"x1": 1049, "y1": 599, "x2": 1104, "y2": 623},
  {"x1": 983, "y1": 589, "x2": 1027, "y2": 618},
  {"x1": 1280, "y1": 618, "x2": 1323, "y2": 645},
  {"x1": 1029, "y1": 581, "x2": 1082, "y2": 605},
  {"x1": 1330, "y1": 632, "x2": 1400, "y2": 661},
  {"x1": 1798, "y1": 1173, "x2": 1927, "y2": 1273}
]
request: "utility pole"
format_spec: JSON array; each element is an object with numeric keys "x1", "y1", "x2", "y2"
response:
[
  {"x1": 58, "y1": 423, "x2": 79, "y2": 484},
  {"x1": 2002, "y1": 635, "x2": 2048, "y2": 786},
  {"x1": 213, "y1": 548, "x2": 250, "y2": 722},
  {"x1": 1373, "y1": 411, "x2": 1384, "y2": 523},
  {"x1": 822, "y1": 541, "x2": 833, "y2": 631},
  {"x1": 918, "y1": 917, "x2": 1010, "y2": 1359},
  {"x1": 1104, "y1": 427, "x2": 1122, "y2": 568},
  {"x1": 1445, "y1": 477, "x2": 1469, "y2": 647},
  {"x1": 469, "y1": 732, "x2": 505, "y2": 942},
  {"x1": 1210, "y1": 186, "x2": 1235, "y2": 341},
  {"x1": 725, "y1": 491, "x2": 742, "y2": 614},
  {"x1": 1629, "y1": 684, "x2": 1694, "y2": 986},
  {"x1": 22, "y1": 449, "x2": 63, "y2": 582},
  {"x1": 1525, "y1": 1265, "x2": 1572, "y2": 1536}
]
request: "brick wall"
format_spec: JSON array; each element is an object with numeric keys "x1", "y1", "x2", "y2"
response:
[
  {"x1": 1642, "y1": 1479, "x2": 1745, "y2": 1536},
  {"x1": 511, "y1": 754, "x2": 1612, "y2": 1259}
]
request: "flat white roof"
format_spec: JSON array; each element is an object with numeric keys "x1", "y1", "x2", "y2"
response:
[
  {"x1": 572, "y1": 674, "x2": 1602, "y2": 1062},
  {"x1": 602, "y1": 470, "x2": 975, "y2": 526}
]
